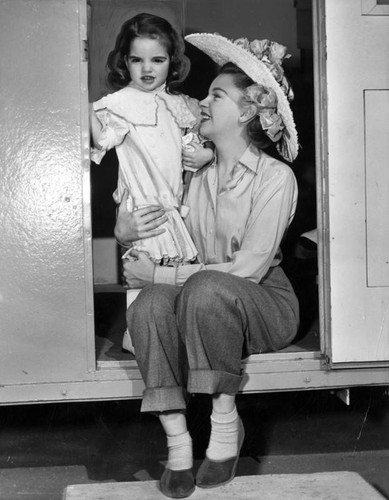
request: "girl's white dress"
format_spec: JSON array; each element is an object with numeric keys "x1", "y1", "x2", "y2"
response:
[{"x1": 91, "y1": 83, "x2": 200, "y2": 265}]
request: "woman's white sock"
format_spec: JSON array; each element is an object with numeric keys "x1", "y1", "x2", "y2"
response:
[
  {"x1": 166, "y1": 431, "x2": 193, "y2": 471},
  {"x1": 206, "y1": 406, "x2": 239, "y2": 461}
]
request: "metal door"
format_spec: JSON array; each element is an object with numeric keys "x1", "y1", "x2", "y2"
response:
[
  {"x1": 322, "y1": 0, "x2": 389, "y2": 365},
  {"x1": 0, "y1": 0, "x2": 94, "y2": 389}
]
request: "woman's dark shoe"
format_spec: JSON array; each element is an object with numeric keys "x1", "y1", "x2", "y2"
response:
[
  {"x1": 196, "y1": 417, "x2": 245, "y2": 489},
  {"x1": 159, "y1": 467, "x2": 195, "y2": 498}
]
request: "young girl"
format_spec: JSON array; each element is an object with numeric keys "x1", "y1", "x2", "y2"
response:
[{"x1": 89, "y1": 13, "x2": 213, "y2": 353}]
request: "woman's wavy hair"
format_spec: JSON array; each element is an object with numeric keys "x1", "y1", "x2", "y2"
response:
[
  {"x1": 219, "y1": 63, "x2": 272, "y2": 151},
  {"x1": 106, "y1": 13, "x2": 190, "y2": 94}
]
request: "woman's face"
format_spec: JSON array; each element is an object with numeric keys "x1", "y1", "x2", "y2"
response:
[
  {"x1": 199, "y1": 73, "x2": 246, "y2": 141},
  {"x1": 125, "y1": 36, "x2": 170, "y2": 91}
]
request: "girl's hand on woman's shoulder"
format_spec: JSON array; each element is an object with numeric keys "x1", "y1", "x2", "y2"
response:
[
  {"x1": 183, "y1": 142, "x2": 214, "y2": 172},
  {"x1": 114, "y1": 189, "x2": 167, "y2": 246}
]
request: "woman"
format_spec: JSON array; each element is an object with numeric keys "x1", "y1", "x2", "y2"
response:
[{"x1": 115, "y1": 33, "x2": 299, "y2": 499}]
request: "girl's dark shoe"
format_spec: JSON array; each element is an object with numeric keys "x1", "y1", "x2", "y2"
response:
[
  {"x1": 196, "y1": 418, "x2": 245, "y2": 489},
  {"x1": 159, "y1": 468, "x2": 195, "y2": 498}
]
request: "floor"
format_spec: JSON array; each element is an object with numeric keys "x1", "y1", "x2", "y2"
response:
[{"x1": 0, "y1": 386, "x2": 388, "y2": 499}]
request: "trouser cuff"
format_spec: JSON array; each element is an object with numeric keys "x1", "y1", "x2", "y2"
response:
[
  {"x1": 188, "y1": 369, "x2": 243, "y2": 394},
  {"x1": 140, "y1": 386, "x2": 187, "y2": 413}
]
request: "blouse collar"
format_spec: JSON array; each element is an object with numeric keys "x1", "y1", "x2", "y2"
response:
[
  {"x1": 237, "y1": 143, "x2": 261, "y2": 174},
  {"x1": 210, "y1": 143, "x2": 260, "y2": 175}
]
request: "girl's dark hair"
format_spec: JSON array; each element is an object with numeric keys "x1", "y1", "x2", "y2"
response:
[
  {"x1": 219, "y1": 62, "x2": 272, "y2": 151},
  {"x1": 106, "y1": 13, "x2": 190, "y2": 94}
]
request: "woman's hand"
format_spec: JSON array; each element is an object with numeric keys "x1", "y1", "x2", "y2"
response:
[
  {"x1": 114, "y1": 189, "x2": 168, "y2": 246},
  {"x1": 123, "y1": 250, "x2": 156, "y2": 288}
]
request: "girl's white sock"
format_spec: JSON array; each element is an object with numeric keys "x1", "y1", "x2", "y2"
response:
[
  {"x1": 166, "y1": 431, "x2": 193, "y2": 471},
  {"x1": 206, "y1": 406, "x2": 239, "y2": 461}
]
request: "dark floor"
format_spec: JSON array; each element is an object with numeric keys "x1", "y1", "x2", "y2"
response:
[{"x1": 0, "y1": 387, "x2": 389, "y2": 499}]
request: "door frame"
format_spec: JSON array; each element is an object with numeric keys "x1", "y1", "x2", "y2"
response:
[{"x1": 312, "y1": 0, "x2": 331, "y2": 361}]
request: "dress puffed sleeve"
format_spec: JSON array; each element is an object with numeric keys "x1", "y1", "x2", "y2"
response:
[{"x1": 90, "y1": 107, "x2": 131, "y2": 165}]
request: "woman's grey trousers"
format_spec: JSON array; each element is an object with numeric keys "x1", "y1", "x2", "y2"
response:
[{"x1": 127, "y1": 267, "x2": 299, "y2": 413}]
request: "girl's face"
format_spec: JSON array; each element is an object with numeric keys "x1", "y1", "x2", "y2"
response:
[
  {"x1": 199, "y1": 73, "x2": 246, "y2": 141},
  {"x1": 125, "y1": 36, "x2": 170, "y2": 91}
]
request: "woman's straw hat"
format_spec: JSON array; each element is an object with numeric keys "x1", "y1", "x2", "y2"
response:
[{"x1": 185, "y1": 32, "x2": 298, "y2": 162}]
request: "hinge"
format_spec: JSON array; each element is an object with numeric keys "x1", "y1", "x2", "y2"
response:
[
  {"x1": 320, "y1": 354, "x2": 331, "y2": 370},
  {"x1": 331, "y1": 388, "x2": 351, "y2": 406},
  {"x1": 81, "y1": 39, "x2": 88, "y2": 62}
]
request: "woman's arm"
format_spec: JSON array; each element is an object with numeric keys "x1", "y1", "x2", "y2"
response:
[
  {"x1": 116, "y1": 190, "x2": 168, "y2": 289},
  {"x1": 114, "y1": 189, "x2": 168, "y2": 247}
]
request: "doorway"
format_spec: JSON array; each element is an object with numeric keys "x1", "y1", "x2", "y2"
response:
[{"x1": 88, "y1": 0, "x2": 319, "y2": 366}]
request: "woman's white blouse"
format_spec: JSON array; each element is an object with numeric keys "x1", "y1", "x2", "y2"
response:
[{"x1": 154, "y1": 143, "x2": 298, "y2": 284}]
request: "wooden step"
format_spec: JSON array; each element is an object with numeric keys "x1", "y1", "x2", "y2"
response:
[{"x1": 63, "y1": 471, "x2": 384, "y2": 499}]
